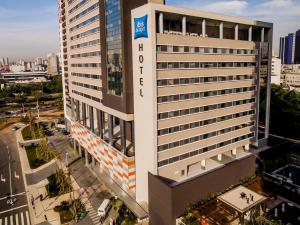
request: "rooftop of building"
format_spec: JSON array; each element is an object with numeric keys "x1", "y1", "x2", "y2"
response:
[
  {"x1": 140, "y1": 3, "x2": 273, "y2": 28},
  {"x1": 217, "y1": 185, "x2": 266, "y2": 213}
]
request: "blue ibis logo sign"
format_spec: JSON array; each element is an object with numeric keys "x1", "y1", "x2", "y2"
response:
[{"x1": 134, "y1": 15, "x2": 148, "y2": 40}]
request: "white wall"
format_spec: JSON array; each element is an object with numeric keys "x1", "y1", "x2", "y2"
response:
[
  {"x1": 271, "y1": 57, "x2": 281, "y2": 85},
  {"x1": 132, "y1": 4, "x2": 157, "y2": 203}
]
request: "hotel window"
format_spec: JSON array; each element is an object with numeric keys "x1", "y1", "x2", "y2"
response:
[{"x1": 167, "y1": 46, "x2": 173, "y2": 52}]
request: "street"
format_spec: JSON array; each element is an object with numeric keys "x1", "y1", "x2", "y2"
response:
[{"x1": 0, "y1": 127, "x2": 31, "y2": 225}]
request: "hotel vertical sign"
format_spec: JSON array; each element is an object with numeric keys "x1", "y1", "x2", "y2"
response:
[{"x1": 134, "y1": 15, "x2": 148, "y2": 98}]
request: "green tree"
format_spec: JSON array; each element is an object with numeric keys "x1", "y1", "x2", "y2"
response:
[{"x1": 269, "y1": 84, "x2": 300, "y2": 139}]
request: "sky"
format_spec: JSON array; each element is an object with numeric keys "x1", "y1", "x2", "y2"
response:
[{"x1": 0, "y1": 0, "x2": 299, "y2": 61}]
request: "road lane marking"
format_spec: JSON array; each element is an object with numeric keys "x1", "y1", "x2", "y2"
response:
[
  {"x1": 25, "y1": 211, "x2": 30, "y2": 225},
  {"x1": 15, "y1": 213, "x2": 19, "y2": 225},
  {"x1": 0, "y1": 192, "x2": 26, "y2": 201},
  {"x1": 0, "y1": 205, "x2": 27, "y2": 214},
  {"x1": 10, "y1": 216, "x2": 13, "y2": 225},
  {"x1": 20, "y1": 212, "x2": 24, "y2": 225}
]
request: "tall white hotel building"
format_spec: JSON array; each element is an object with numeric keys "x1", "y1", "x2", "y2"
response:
[{"x1": 59, "y1": 0, "x2": 272, "y2": 224}]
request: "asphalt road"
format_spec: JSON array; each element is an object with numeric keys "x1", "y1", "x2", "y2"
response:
[{"x1": 0, "y1": 126, "x2": 31, "y2": 225}]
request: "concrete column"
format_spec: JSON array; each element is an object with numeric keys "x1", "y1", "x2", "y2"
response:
[
  {"x1": 89, "y1": 106, "x2": 94, "y2": 132},
  {"x1": 202, "y1": 19, "x2": 206, "y2": 37},
  {"x1": 232, "y1": 148, "x2": 237, "y2": 157},
  {"x1": 73, "y1": 139, "x2": 77, "y2": 152},
  {"x1": 235, "y1": 24, "x2": 239, "y2": 40},
  {"x1": 84, "y1": 150, "x2": 89, "y2": 165},
  {"x1": 182, "y1": 16, "x2": 186, "y2": 35},
  {"x1": 71, "y1": 98, "x2": 75, "y2": 119},
  {"x1": 261, "y1": 27, "x2": 265, "y2": 42},
  {"x1": 120, "y1": 119, "x2": 126, "y2": 154},
  {"x1": 131, "y1": 121, "x2": 135, "y2": 147},
  {"x1": 92, "y1": 156, "x2": 96, "y2": 168},
  {"x1": 76, "y1": 100, "x2": 80, "y2": 121},
  {"x1": 217, "y1": 154, "x2": 222, "y2": 161},
  {"x1": 219, "y1": 22, "x2": 223, "y2": 39},
  {"x1": 108, "y1": 114, "x2": 114, "y2": 145},
  {"x1": 248, "y1": 26, "x2": 252, "y2": 41},
  {"x1": 159, "y1": 12, "x2": 164, "y2": 34},
  {"x1": 78, "y1": 144, "x2": 83, "y2": 157},
  {"x1": 82, "y1": 103, "x2": 86, "y2": 126},
  {"x1": 96, "y1": 109, "x2": 103, "y2": 138},
  {"x1": 201, "y1": 159, "x2": 206, "y2": 169},
  {"x1": 244, "y1": 144, "x2": 250, "y2": 151}
]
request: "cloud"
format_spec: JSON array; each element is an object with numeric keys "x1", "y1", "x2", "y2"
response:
[
  {"x1": 248, "y1": 0, "x2": 300, "y2": 17},
  {"x1": 201, "y1": 1, "x2": 248, "y2": 15}
]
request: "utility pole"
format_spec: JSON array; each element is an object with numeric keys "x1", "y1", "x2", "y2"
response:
[{"x1": 36, "y1": 100, "x2": 40, "y2": 118}]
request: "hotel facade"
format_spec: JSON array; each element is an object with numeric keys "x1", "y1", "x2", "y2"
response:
[{"x1": 59, "y1": 0, "x2": 272, "y2": 223}]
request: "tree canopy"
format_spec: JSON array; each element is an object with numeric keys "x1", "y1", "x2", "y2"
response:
[{"x1": 269, "y1": 84, "x2": 300, "y2": 139}]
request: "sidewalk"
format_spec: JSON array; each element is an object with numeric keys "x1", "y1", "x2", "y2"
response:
[
  {"x1": 51, "y1": 134, "x2": 149, "y2": 225},
  {"x1": 15, "y1": 125, "x2": 97, "y2": 225}
]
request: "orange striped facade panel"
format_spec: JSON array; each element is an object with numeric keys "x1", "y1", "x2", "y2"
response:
[{"x1": 71, "y1": 122, "x2": 136, "y2": 191}]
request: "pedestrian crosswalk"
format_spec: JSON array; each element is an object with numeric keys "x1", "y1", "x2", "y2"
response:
[
  {"x1": 0, "y1": 211, "x2": 30, "y2": 225},
  {"x1": 86, "y1": 207, "x2": 99, "y2": 225}
]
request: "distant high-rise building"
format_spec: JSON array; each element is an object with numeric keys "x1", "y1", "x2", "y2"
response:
[
  {"x1": 35, "y1": 57, "x2": 43, "y2": 66},
  {"x1": 295, "y1": 30, "x2": 300, "y2": 64},
  {"x1": 47, "y1": 53, "x2": 59, "y2": 76},
  {"x1": 279, "y1": 29, "x2": 300, "y2": 64},
  {"x1": 0, "y1": 57, "x2": 9, "y2": 66}
]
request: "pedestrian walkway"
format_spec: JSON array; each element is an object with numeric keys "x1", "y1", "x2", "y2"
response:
[
  {"x1": 0, "y1": 210, "x2": 30, "y2": 225},
  {"x1": 91, "y1": 167, "x2": 148, "y2": 219},
  {"x1": 83, "y1": 203, "x2": 99, "y2": 225},
  {"x1": 52, "y1": 133, "x2": 149, "y2": 221}
]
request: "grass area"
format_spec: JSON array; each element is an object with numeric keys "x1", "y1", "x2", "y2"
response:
[
  {"x1": 21, "y1": 125, "x2": 40, "y2": 140},
  {"x1": 46, "y1": 170, "x2": 72, "y2": 198},
  {"x1": 54, "y1": 200, "x2": 86, "y2": 224},
  {"x1": 0, "y1": 117, "x2": 20, "y2": 130},
  {"x1": 25, "y1": 145, "x2": 53, "y2": 169}
]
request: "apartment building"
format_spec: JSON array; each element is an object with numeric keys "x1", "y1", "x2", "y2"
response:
[
  {"x1": 59, "y1": 1, "x2": 272, "y2": 224},
  {"x1": 271, "y1": 57, "x2": 281, "y2": 85}
]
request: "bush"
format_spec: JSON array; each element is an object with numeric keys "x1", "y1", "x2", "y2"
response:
[
  {"x1": 46, "y1": 170, "x2": 72, "y2": 197},
  {"x1": 54, "y1": 200, "x2": 85, "y2": 224},
  {"x1": 116, "y1": 203, "x2": 137, "y2": 225}
]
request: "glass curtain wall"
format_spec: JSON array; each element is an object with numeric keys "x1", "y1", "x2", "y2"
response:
[{"x1": 105, "y1": 0, "x2": 123, "y2": 96}]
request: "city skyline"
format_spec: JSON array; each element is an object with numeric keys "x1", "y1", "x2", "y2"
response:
[{"x1": 0, "y1": 0, "x2": 299, "y2": 60}]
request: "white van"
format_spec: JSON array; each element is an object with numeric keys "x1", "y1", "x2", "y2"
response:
[{"x1": 97, "y1": 199, "x2": 112, "y2": 217}]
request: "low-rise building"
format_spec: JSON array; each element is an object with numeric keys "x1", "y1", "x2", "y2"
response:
[
  {"x1": 281, "y1": 73, "x2": 300, "y2": 90},
  {"x1": 271, "y1": 57, "x2": 281, "y2": 84},
  {"x1": 0, "y1": 72, "x2": 49, "y2": 84},
  {"x1": 9, "y1": 64, "x2": 26, "y2": 73}
]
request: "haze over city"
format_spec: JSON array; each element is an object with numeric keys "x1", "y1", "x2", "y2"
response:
[{"x1": 0, "y1": 0, "x2": 300, "y2": 60}]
